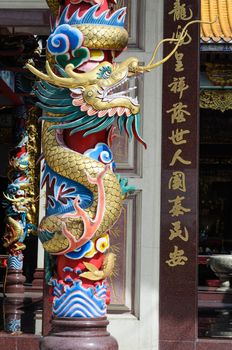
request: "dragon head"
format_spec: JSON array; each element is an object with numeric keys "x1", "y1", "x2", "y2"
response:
[
  {"x1": 71, "y1": 58, "x2": 140, "y2": 116},
  {"x1": 27, "y1": 19, "x2": 197, "y2": 147},
  {"x1": 27, "y1": 12, "x2": 193, "y2": 114},
  {"x1": 28, "y1": 57, "x2": 140, "y2": 116},
  {"x1": 28, "y1": 56, "x2": 146, "y2": 146}
]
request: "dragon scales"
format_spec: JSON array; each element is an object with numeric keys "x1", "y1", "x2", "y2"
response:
[{"x1": 27, "y1": 0, "x2": 193, "y2": 319}]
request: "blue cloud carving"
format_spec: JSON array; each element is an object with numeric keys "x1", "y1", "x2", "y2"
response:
[{"x1": 47, "y1": 24, "x2": 84, "y2": 55}]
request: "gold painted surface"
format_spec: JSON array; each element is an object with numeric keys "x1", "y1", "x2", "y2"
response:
[
  {"x1": 206, "y1": 63, "x2": 232, "y2": 86},
  {"x1": 40, "y1": 121, "x2": 123, "y2": 254},
  {"x1": 79, "y1": 253, "x2": 116, "y2": 281},
  {"x1": 27, "y1": 59, "x2": 141, "y2": 115},
  {"x1": 46, "y1": 0, "x2": 61, "y2": 15},
  {"x1": 77, "y1": 25, "x2": 128, "y2": 50},
  {"x1": 201, "y1": 0, "x2": 232, "y2": 42},
  {"x1": 200, "y1": 90, "x2": 232, "y2": 112},
  {"x1": 26, "y1": 107, "x2": 41, "y2": 229},
  {"x1": 3, "y1": 217, "x2": 24, "y2": 249}
]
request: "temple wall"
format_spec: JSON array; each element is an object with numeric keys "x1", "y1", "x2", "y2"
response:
[
  {"x1": 0, "y1": 0, "x2": 48, "y2": 8},
  {"x1": 0, "y1": 1, "x2": 163, "y2": 348}
]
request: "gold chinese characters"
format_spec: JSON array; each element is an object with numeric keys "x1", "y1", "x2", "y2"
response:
[{"x1": 165, "y1": 0, "x2": 194, "y2": 268}]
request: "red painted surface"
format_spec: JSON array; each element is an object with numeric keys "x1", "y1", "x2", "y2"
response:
[
  {"x1": 63, "y1": 0, "x2": 113, "y2": 16},
  {"x1": 57, "y1": 0, "x2": 124, "y2": 289},
  {"x1": 63, "y1": 129, "x2": 108, "y2": 153},
  {"x1": 57, "y1": 252, "x2": 104, "y2": 288},
  {"x1": 0, "y1": 78, "x2": 23, "y2": 106}
]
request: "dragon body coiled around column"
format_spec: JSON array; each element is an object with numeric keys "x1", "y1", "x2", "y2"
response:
[{"x1": 39, "y1": 120, "x2": 123, "y2": 254}]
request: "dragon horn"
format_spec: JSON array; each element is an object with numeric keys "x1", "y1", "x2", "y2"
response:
[
  {"x1": 26, "y1": 60, "x2": 103, "y2": 88},
  {"x1": 3, "y1": 193, "x2": 24, "y2": 202},
  {"x1": 3, "y1": 193, "x2": 13, "y2": 201},
  {"x1": 45, "y1": 61, "x2": 79, "y2": 86},
  {"x1": 136, "y1": 18, "x2": 218, "y2": 73},
  {"x1": 26, "y1": 61, "x2": 77, "y2": 88}
]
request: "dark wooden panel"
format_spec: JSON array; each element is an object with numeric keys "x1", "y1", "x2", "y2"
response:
[
  {"x1": 0, "y1": 9, "x2": 50, "y2": 27},
  {"x1": 160, "y1": 0, "x2": 200, "y2": 343}
]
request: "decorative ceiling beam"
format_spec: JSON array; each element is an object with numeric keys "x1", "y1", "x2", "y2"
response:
[
  {"x1": 200, "y1": 90, "x2": 232, "y2": 112},
  {"x1": 0, "y1": 78, "x2": 23, "y2": 106},
  {"x1": 0, "y1": 9, "x2": 50, "y2": 27}
]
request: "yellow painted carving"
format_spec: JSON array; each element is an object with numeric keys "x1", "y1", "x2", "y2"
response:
[
  {"x1": 80, "y1": 252, "x2": 116, "y2": 281},
  {"x1": 174, "y1": 51, "x2": 184, "y2": 72},
  {"x1": 169, "y1": 149, "x2": 192, "y2": 166},
  {"x1": 168, "y1": 171, "x2": 186, "y2": 192},
  {"x1": 168, "y1": 195, "x2": 191, "y2": 217},
  {"x1": 169, "y1": 221, "x2": 189, "y2": 242},
  {"x1": 168, "y1": 0, "x2": 193, "y2": 21},
  {"x1": 168, "y1": 128, "x2": 190, "y2": 145},
  {"x1": 168, "y1": 76, "x2": 189, "y2": 99},
  {"x1": 200, "y1": 90, "x2": 232, "y2": 113},
  {"x1": 167, "y1": 102, "x2": 191, "y2": 124},
  {"x1": 166, "y1": 245, "x2": 188, "y2": 267}
]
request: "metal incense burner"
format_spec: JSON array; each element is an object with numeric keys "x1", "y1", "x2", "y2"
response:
[{"x1": 209, "y1": 254, "x2": 232, "y2": 291}]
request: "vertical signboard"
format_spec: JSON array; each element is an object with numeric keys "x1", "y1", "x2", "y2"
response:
[{"x1": 160, "y1": 1, "x2": 200, "y2": 349}]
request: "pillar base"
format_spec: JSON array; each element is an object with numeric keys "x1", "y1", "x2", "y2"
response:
[
  {"x1": 3, "y1": 296, "x2": 24, "y2": 334},
  {"x1": 5, "y1": 268, "x2": 26, "y2": 294},
  {"x1": 40, "y1": 317, "x2": 118, "y2": 350},
  {"x1": 32, "y1": 268, "x2": 44, "y2": 291}
]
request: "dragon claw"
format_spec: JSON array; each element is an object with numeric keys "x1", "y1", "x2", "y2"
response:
[{"x1": 52, "y1": 167, "x2": 107, "y2": 255}]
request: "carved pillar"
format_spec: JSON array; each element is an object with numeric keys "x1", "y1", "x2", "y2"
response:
[
  {"x1": 3, "y1": 296, "x2": 24, "y2": 335},
  {"x1": 41, "y1": 317, "x2": 118, "y2": 350},
  {"x1": 3, "y1": 106, "x2": 40, "y2": 294},
  {"x1": 3, "y1": 106, "x2": 29, "y2": 294},
  {"x1": 5, "y1": 254, "x2": 25, "y2": 294}
]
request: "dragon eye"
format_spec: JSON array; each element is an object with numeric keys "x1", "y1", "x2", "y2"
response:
[{"x1": 97, "y1": 66, "x2": 112, "y2": 79}]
